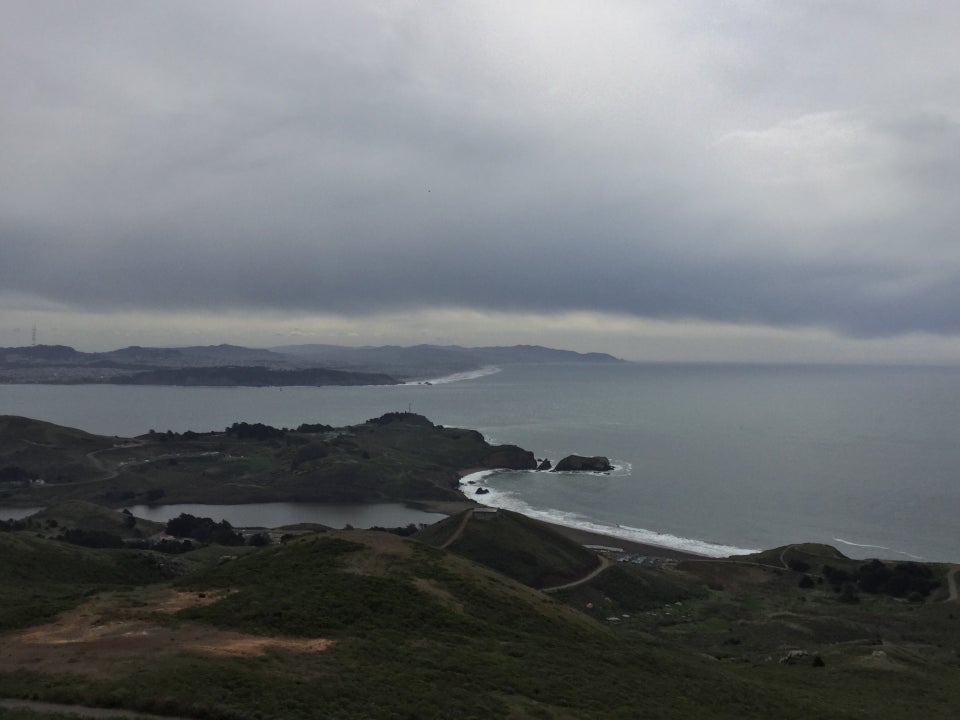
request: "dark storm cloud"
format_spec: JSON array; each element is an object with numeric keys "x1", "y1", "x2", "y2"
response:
[{"x1": 3, "y1": 1, "x2": 960, "y2": 338}]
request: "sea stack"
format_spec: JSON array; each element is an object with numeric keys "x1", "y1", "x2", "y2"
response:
[{"x1": 552, "y1": 455, "x2": 612, "y2": 472}]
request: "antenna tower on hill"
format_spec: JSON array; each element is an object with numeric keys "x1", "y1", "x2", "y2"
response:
[{"x1": 31, "y1": 324, "x2": 37, "y2": 346}]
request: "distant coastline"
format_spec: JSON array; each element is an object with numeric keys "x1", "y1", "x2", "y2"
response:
[{"x1": 0, "y1": 342, "x2": 620, "y2": 386}]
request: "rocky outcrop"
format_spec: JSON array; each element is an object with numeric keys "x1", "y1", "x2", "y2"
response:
[
  {"x1": 481, "y1": 446, "x2": 537, "y2": 470},
  {"x1": 536, "y1": 458, "x2": 552, "y2": 471},
  {"x1": 552, "y1": 455, "x2": 612, "y2": 472}
]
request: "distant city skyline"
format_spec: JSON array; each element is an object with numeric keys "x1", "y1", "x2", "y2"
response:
[{"x1": 4, "y1": 2, "x2": 960, "y2": 364}]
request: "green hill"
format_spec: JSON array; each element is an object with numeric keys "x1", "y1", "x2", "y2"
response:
[
  {"x1": 739, "y1": 542, "x2": 851, "y2": 567},
  {"x1": 26, "y1": 501, "x2": 163, "y2": 539},
  {"x1": 0, "y1": 533, "x2": 175, "y2": 633},
  {"x1": 3, "y1": 414, "x2": 960, "y2": 719},
  {"x1": 0, "y1": 416, "x2": 113, "y2": 487},
  {"x1": 416, "y1": 508, "x2": 603, "y2": 588},
  {"x1": 0, "y1": 413, "x2": 535, "y2": 507},
  {"x1": 2, "y1": 528, "x2": 960, "y2": 719}
]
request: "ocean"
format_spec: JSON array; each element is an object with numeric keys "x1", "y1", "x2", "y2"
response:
[{"x1": 2, "y1": 362, "x2": 958, "y2": 561}]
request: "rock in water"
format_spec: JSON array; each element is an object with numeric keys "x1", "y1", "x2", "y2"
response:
[{"x1": 552, "y1": 455, "x2": 612, "y2": 472}]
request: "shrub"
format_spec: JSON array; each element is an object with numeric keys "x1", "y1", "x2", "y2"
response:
[
  {"x1": 248, "y1": 532, "x2": 271, "y2": 547},
  {"x1": 165, "y1": 514, "x2": 244, "y2": 546},
  {"x1": 838, "y1": 582, "x2": 860, "y2": 604},
  {"x1": 59, "y1": 528, "x2": 124, "y2": 549},
  {"x1": 822, "y1": 565, "x2": 851, "y2": 587}
]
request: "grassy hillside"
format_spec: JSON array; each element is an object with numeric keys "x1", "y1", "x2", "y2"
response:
[
  {"x1": 0, "y1": 416, "x2": 113, "y2": 487},
  {"x1": 3, "y1": 416, "x2": 960, "y2": 719},
  {"x1": 27, "y1": 501, "x2": 163, "y2": 539},
  {"x1": 0, "y1": 413, "x2": 534, "y2": 507},
  {"x1": 1, "y1": 528, "x2": 960, "y2": 718},
  {"x1": 0, "y1": 533, "x2": 176, "y2": 633},
  {"x1": 417, "y1": 508, "x2": 601, "y2": 588}
]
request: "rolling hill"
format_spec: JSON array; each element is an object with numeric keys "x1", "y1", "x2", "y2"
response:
[{"x1": 2, "y1": 527, "x2": 960, "y2": 719}]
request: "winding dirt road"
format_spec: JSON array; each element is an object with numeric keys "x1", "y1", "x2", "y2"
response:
[
  {"x1": 439, "y1": 508, "x2": 473, "y2": 549},
  {"x1": 541, "y1": 555, "x2": 612, "y2": 593}
]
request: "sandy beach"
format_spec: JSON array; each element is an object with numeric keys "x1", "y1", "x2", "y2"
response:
[
  {"x1": 540, "y1": 522, "x2": 705, "y2": 560},
  {"x1": 411, "y1": 494, "x2": 706, "y2": 561}
]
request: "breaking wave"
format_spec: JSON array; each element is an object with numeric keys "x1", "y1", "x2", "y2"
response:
[
  {"x1": 833, "y1": 537, "x2": 924, "y2": 561},
  {"x1": 459, "y1": 470, "x2": 758, "y2": 558},
  {"x1": 403, "y1": 365, "x2": 501, "y2": 386}
]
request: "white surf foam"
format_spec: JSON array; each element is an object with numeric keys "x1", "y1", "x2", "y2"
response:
[
  {"x1": 546, "y1": 460, "x2": 632, "y2": 477},
  {"x1": 460, "y1": 471, "x2": 758, "y2": 558},
  {"x1": 833, "y1": 537, "x2": 924, "y2": 561},
  {"x1": 403, "y1": 365, "x2": 501, "y2": 386}
]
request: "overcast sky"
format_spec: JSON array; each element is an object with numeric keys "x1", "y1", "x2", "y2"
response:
[{"x1": 3, "y1": 1, "x2": 960, "y2": 362}]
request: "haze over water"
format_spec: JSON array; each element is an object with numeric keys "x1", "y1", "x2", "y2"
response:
[{"x1": 2, "y1": 363, "x2": 958, "y2": 561}]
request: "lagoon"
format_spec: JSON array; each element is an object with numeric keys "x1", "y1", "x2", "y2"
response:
[
  {"x1": 125, "y1": 502, "x2": 441, "y2": 529},
  {"x1": 0, "y1": 503, "x2": 441, "y2": 529}
]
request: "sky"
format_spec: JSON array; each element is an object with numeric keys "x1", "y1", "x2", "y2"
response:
[{"x1": 3, "y1": 1, "x2": 960, "y2": 363}]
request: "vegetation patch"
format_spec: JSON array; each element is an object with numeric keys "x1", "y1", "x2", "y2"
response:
[{"x1": 418, "y1": 509, "x2": 600, "y2": 588}]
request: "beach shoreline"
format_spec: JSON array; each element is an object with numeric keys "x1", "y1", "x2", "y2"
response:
[{"x1": 410, "y1": 493, "x2": 707, "y2": 560}]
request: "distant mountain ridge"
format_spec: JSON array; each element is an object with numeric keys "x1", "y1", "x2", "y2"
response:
[
  {"x1": 0, "y1": 342, "x2": 622, "y2": 384},
  {"x1": 271, "y1": 342, "x2": 624, "y2": 379}
]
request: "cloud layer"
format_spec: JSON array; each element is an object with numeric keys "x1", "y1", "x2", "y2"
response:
[{"x1": 3, "y1": 1, "x2": 960, "y2": 341}]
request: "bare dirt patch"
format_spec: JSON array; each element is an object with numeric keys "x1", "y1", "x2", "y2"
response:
[{"x1": 0, "y1": 588, "x2": 332, "y2": 677}]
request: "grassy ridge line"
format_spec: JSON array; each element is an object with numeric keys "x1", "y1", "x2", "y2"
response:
[{"x1": 0, "y1": 413, "x2": 535, "y2": 507}]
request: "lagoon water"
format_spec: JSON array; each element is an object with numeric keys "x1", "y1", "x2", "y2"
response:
[
  {"x1": 2, "y1": 363, "x2": 959, "y2": 561},
  {"x1": 125, "y1": 503, "x2": 440, "y2": 529}
]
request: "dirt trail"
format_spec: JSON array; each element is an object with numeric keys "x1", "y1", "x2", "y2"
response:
[
  {"x1": 0, "y1": 698, "x2": 189, "y2": 720},
  {"x1": 542, "y1": 555, "x2": 612, "y2": 593},
  {"x1": 779, "y1": 545, "x2": 795, "y2": 570},
  {"x1": 946, "y1": 565, "x2": 959, "y2": 602},
  {"x1": 0, "y1": 589, "x2": 332, "y2": 678},
  {"x1": 440, "y1": 508, "x2": 473, "y2": 549},
  {"x1": 79, "y1": 441, "x2": 223, "y2": 485}
]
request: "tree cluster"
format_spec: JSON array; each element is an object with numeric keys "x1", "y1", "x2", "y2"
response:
[
  {"x1": 164, "y1": 513, "x2": 244, "y2": 545},
  {"x1": 59, "y1": 528, "x2": 124, "y2": 548},
  {"x1": 820, "y1": 560, "x2": 940, "y2": 601},
  {"x1": 0, "y1": 518, "x2": 31, "y2": 532},
  {"x1": 296, "y1": 422, "x2": 334, "y2": 433},
  {"x1": 365, "y1": 412, "x2": 434, "y2": 427},
  {"x1": 0, "y1": 465, "x2": 34, "y2": 484},
  {"x1": 368, "y1": 523, "x2": 422, "y2": 537},
  {"x1": 225, "y1": 422, "x2": 287, "y2": 440}
]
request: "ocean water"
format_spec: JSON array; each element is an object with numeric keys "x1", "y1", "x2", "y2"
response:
[{"x1": 2, "y1": 362, "x2": 959, "y2": 561}]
